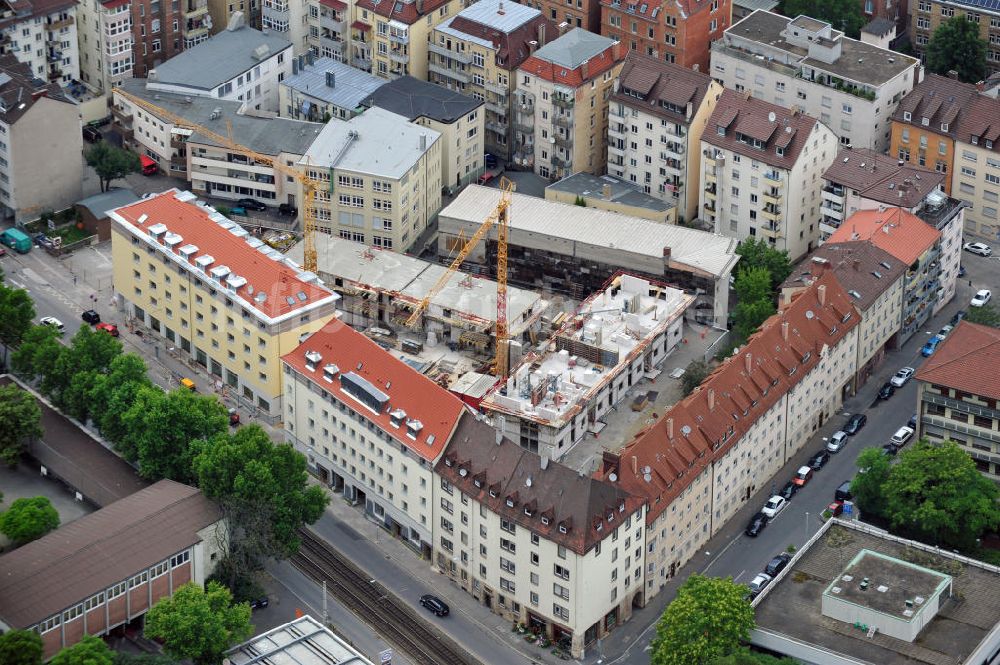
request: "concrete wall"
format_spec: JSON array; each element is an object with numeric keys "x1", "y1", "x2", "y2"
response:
[{"x1": 951, "y1": 142, "x2": 1000, "y2": 241}]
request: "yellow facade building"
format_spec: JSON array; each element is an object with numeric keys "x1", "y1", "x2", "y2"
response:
[{"x1": 355, "y1": 0, "x2": 464, "y2": 80}]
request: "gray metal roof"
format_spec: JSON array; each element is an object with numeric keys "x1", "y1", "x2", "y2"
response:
[
  {"x1": 118, "y1": 79, "x2": 324, "y2": 155},
  {"x1": 531, "y1": 28, "x2": 616, "y2": 70},
  {"x1": 282, "y1": 57, "x2": 385, "y2": 111},
  {"x1": 303, "y1": 107, "x2": 440, "y2": 178},
  {"x1": 454, "y1": 0, "x2": 539, "y2": 33},
  {"x1": 371, "y1": 75, "x2": 482, "y2": 124},
  {"x1": 228, "y1": 616, "x2": 376, "y2": 665},
  {"x1": 148, "y1": 23, "x2": 292, "y2": 91},
  {"x1": 546, "y1": 173, "x2": 673, "y2": 213},
  {"x1": 733, "y1": 0, "x2": 779, "y2": 11},
  {"x1": 76, "y1": 188, "x2": 140, "y2": 218}
]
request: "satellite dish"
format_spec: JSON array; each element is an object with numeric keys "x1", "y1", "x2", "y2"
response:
[
  {"x1": 608, "y1": 472, "x2": 618, "y2": 482},
  {"x1": 525, "y1": 477, "x2": 533, "y2": 487},
  {"x1": 768, "y1": 111, "x2": 776, "y2": 122},
  {"x1": 681, "y1": 425, "x2": 692, "y2": 435},
  {"x1": 643, "y1": 473, "x2": 653, "y2": 483},
  {"x1": 806, "y1": 310, "x2": 815, "y2": 319}
]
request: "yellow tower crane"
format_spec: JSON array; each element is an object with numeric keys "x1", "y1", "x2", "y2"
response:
[
  {"x1": 404, "y1": 177, "x2": 514, "y2": 378},
  {"x1": 111, "y1": 88, "x2": 323, "y2": 272}
]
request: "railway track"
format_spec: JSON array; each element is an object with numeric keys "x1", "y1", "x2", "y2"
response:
[{"x1": 291, "y1": 528, "x2": 476, "y2": 665}]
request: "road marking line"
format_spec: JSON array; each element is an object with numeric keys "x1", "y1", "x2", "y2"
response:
[
  {"x1": 701, "y1": 532, "x2": 743, "y2": 574},
  {"x1": 733, "y1": 569, "x2": 746, "y2": 583}
]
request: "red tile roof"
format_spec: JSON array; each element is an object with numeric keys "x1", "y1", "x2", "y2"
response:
[
  {"x1": 109, "y1": 190, "x2": 337, "y2": 321},
  {"x1": 826, "y1": 207, "x2": 941, "y2": 266},
  {"x1": 356, "y1": 0, "x2": 450, "y2": 24},
  {"x1": 320, "y1": 0, "x2": 347, "y2": 10},
  {"x1": 446, "y1": 14, "x2": 555, "y2": 71},
  {"x1": 955, "y1": 94, "x2": 1000, "y2": 154},
  {"x1": 610, "y1": 51, "x2": 717, "y2": 124},
  {"x1": 915, "y1": 321, "x2": 1000, "y2": 401},
  {"x1": 282, "y1": 319, "x2": 465, "y2": 462},
  {"x1": 518, "y1": 37, "x2": 626, "y2": 87},
  {"x1": 892, "y1": 74, "x2": 978, "y2": 140},
  {"x1": 596, "y1": 271, "x2": 859, "y2": 524}
]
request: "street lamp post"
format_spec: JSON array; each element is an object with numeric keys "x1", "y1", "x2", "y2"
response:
[{"x1": 804, "y1": 512, "x2": 810, "y2": 541}]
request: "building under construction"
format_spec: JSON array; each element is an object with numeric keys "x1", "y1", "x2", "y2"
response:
[
  {"x1": 480, "y1": 273, "x2": 693, "y2": 461},
  {"x1": 286, "y1": 235, "x2": 550, "y2": 382}
]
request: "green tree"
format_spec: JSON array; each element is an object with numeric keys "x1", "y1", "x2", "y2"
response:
[
  {"x1": 113, "y1": 654, "x2": 180, "y2": 665},
  {"x1": 0, "y1": 496, "x2": 60, "y2": 544},
  {"x1": 733, "y1": 298, "x2": 776, "y2": 342},
  {"x1": 0, "y1": 283, "x2": 35, "y2": 367},
  {"x1": 780, "y1": 0, "x2": 865, "y2": 38},
  {"x1": 87, "y1": 353, "x2": 152, "y2": 446},
  {"x1": 734, "y1": 266, "x2": 773, "y2": 304},
  {"x1": 50, "y1": 635, "x2": 114, "y2": 665},
  {"x1": 10, "y1": 324, "x2": 61, "y2": 384},
  {"x1": 144, "y1": 581, "x2": 252, "y2": 665},
  {"x1": 0, "y1": 629, "x2": 43, "y2": 665},
  {"x1": 85, "y1": 141, "x2": 140, "y2": 192},
  {"x1": 682, "y1": 359, "x2": 713, "y2": 396},
  {"x1": 735, "y1": 238, "x2": 793, "y2": 291},
  {"x1": 732, "y1": 266, "x2": 777, "y2": 341},
  {"x1": 0, "y1": 384, "x2": 42, "y2": 466},
  {"x1": 851, "y1": 447, "x2": 891, "y2": 517},
  {"x1": 120, "y1": 386, "x2": 228, "y2": 481},
  {"x1": 650, "y1": 574, "x2": 755, "y2": 665},
  {"x1": 193, "y1": 425, "x2": 329, "y2": 582},
  {"x1": 926, "y1": 17, "x2": 987, "y2": 83},
  {"x1": 881, "y1": 440, "x2": 1000, "y2": 550},
  {"x1": 964, "y1": 304, "x2": 1000, "y2": 328},
  {"x1": 55, "y1": 326, "x2": 123, "y2": 420}
]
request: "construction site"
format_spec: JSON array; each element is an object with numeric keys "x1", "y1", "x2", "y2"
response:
[{"x1": 480, "y1": 273, "x2": 694, "y2": 461}]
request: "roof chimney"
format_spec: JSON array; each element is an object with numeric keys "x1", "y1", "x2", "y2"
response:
[
  {"x1": 666, "y1": 417, "x2": 673, "y2": 438},
  {"x1": 602, "y1": 183, "x2": 611, "y2": 199},
  {"x1": 853, "y1": 258, "x2": 860, "y2": 271},
  {"x1": 419, "y1": 133, "x2": 427, "y2": 150},
  {"x1": 538, "y1": 23, "x2": 546, "y2": 46},
  {"x1": 631, "y1": 455, "x2": 638, "y2": 475},
  {"x1": 781, "y1": 321, "x2": 789, "y2": 341},
  {"x1": 497, "y1": 0, "x2": 504, "y2": 13},
  {"x1": 707, "y1": 388, "x2": 715, "y2": 411},
  {"x1": 948, "y1": 69, "x2": 959, "y2": 80},
  {"x1": 745, "y1": 352, "x2": 752, "y2": 374},
  {"x1": 818, "y1": 284, "x2": 827, "y2": 306}
]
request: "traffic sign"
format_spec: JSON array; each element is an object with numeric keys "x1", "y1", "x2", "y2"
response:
[{"x1": 379, "y1": 649, "x2": 393, "y2": 664}]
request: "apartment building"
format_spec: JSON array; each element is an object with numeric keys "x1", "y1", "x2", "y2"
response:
[
  {"x1": 208, "y1": 0, "x2": 259, "y2": 44},
  {"x1": 0, "y1": 481, "x2": 224, "y2": 660},
  {"x1": 371, "y1": 75, "x2": 485, "y2": 190},
  {"x1": 108, "y1": 189, "x2": 340, "y2": 419},
  {"x1": 282, "y1": 319, "x2": 466, "y2": 557},
  {"x1": 951, "y1": 93, "x2": 1000, "y2": 239},
  {"x1": 819, "y1": 147, "x2": 945, "y2": 240},
  {"x1": 0, "y1": 0, "x2": 79, "y2": 88},
  {"x1": 355, "y1": 0, "x2": 463, "y2": 81},
  {"x1": 909, "y1": 0, "x2": 1000, "y2": 74},
  {"x1": 544, "y1": 172, "x2": 676, "y2": 224},
  {"x1": 114, "y1": 79, "x2": 323, "y2": 198},
  {"x1": 296, "y1": 0, "x2": 348, "y2": 62},
  {"x1": 430, "y1": 0, "x2": 553, "y2": 163},
  {"x1": 781, "y1": 241, "x2": 906, "y2": 390},
  {"x1": 710, "y1": 11, "x2": 919, "y2": 153},
  {"x1": 521, "y1": 0, "x2": 599, "y2": 31},
  {"x1": 0, "y1": 55, "x2": 81, "y2": 223},
  {"x1": 434, "y1": 414, "x2": 646, "y2": 658},
  {"x1": 517, "y1": 28, "x2": 625, "y2": 179},
  {"x1": 827, "y1": 208, "x2": 943, "y2": 344},
  {"x1": 606, "y1": 51, "x2": 722, "y2": 224},
  {"x1": 302, "y1": 107, "x2": 442, "y2": 253},
  {"x1": 145, "y1": 15, "x2": 293, "y2": 112},
  {"x1": 77, "y1": 0, "x2": 134, "y2": 95},
  {"x1": 481, "y1": 274, "x2": 693, "y2": 460},
  {"x1": 890, "y1": 74, "x2": 979, "y2": 196},
  {"x1": 699, "y1": 90, "x2": 837, "y2": 261},
  {"x1": 597, "y1": 271, "x2": 859, "y2": 601},
  {"x1": 599, "y1": 0, "x2": 729, "y2": 71},
  {"x1": 915, "y1": 321, "x2": 1000, "y2": 481},
  {"x1": 280, "y1": 55, "x2": 385, "y2": 121}
]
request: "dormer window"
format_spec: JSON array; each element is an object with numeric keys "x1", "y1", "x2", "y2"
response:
[
  {"x1": 903, "y1": 111, "x2": 911, "y2": 121},
  {"x1": 489, "y1": 488, "x2": 498, "y2": 498},
  {"x1": 596, "y1": 522, "x2": 603, "y2": 531},
  {"x1": 506, "y1": 498, "x2": 515, "y2": 507},
  {"x1": 941, "y1": 123, "x2": 949, "y2": 132},
  {"x1": 444, "y1": 458, "x2": 454, "y2": 467},
  {"x1": 717, "y1": 125, "x2": 726, "y2": 136},
  {"x1": 607, "y1": 511, "x2": 615, "y2": 521},
  {"x1": 524, "y1": 506, "x2": 533, "y2": 517},
  {"x1": 972, "y1": 136, "x2": 978, "y2": 145},
  {"x1": 474, "y1": 478, "x2": 482, "y2": 488},
  {"x1": 541, "y1": 516, "x2": 550, "y2": 525},
  {"x1": 619, "y1": 502, "x2": 625, "y2": 513},
  {"x1": 988, "y1": 140, "x2": 994, "y2": 149},
  {"x1": 921, "y1": 117, "x2": 929, "y2": 126},
  {"x1": 558, "y1": 521, "x2": 569, "y2": 534},
  {"x1": 776, "y1": 146, "x2": 785, "y2": 157},
  {"x1": 802, "y1": 351, "x2": 811, "y2": 363}
]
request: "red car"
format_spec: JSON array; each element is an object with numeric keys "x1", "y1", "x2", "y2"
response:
[
  {"x1": 828, "y1": 500, "x2": 844, "y2": 517},
  {"x1": 95, "y1": 322, "x2": 120, "y2": 337}
]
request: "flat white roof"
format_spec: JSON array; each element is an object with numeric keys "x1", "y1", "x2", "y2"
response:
[
  {"x1": 227, "y1": 615, "x2": 376, "y2": 665},
  {"x1": 441, "y1": 185, "x2": 740, "y2": 279},
  {"x1": 482, "y1": 274, "x2": 693, "y2": 427},
  {"x1": 286, "y1": 234, "x2": 545, "y2": 334}
]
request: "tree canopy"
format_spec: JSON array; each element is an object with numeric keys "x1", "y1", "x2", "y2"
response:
[
  {"x1": 0, "y1": 384, "x2": 42, "y2": 466},
  {"x1": 781, "y1": 0, "x2": 866, "y2": 38},
  {"x1": 50, "y1": 636, "x2": 114, "y2": 665},
  {"x1": 85, "y1": 141, "x2": 140, "y2": 192},
  {"x1": 732, "y1": 266, "x2": 777, "y2": 342},
  {"x1": 0, "y1": 629, "x2": 43, "y2": 665},
  {"x1": 87, "y1": 353, "x2": 152, "y2": 446},
  {"x1": 926, "y1": 17, "x2": 988, "y2": 83},
  {"x1": 682, "y1": 359, "x2": 713, "y2": 397},
  {"x1": 144, "y1": 581, "x2": 252, "y2": 665},
  {"x1": 650, "y1": 574, "x2": 755, "y2": 665},
  {"x1": 0, "y1": 496, "x2": 60, "y2": 544},
  {"x1": 735, "y1": 238, "x2": 793, "y2": 291},
  {"x1": 0, "y1": 283, "x2": 35, "y2": 367},
  {"x1": 850, "y1": 447, "x2": 892, "y2": 515},
  {"x1": 964, "y1": 304, "x2": 1000, "y2": 328},
  {"x1": 11, "y1": 324, "x2": 63, "y2": 385}
]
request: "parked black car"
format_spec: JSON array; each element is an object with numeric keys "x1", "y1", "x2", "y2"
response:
[
  {"x1": 278, "y1": 203, "x2": 298, "y2": 216},
  {"x1": 908, "y1": 413, "x2": 918, "y2": 429},
  {"x1": 745, "y1": 512, "x2": 769, "y2": 537},
  {"x1": 420, "y1": 594, "x2": 450, "y2": 617},
  {"x1": 778, "y1": 481, "x2": 798, "y2": 501},
  {"x1": 809, "y1": 450, "x2": 830, "y2": 470},
  {"x1": 843, "y1": 413, "x2": 867, "y2": 435},
  {"x1": 249, "y1": 596, "x2": 269, "y2": 610},
  {"x1": 877, "y1": 382, "x2": 895, "y2": 400},
  {"x1": 236, "y1": 198, "x2": 268, "y2": 211},
  {"x1": 81, "y1": 309, "x2": 100, "y2": 324},
  {"x1": 82, "y1": 125, "x2": 102, "y2": 143},
  {"x1": 765, "y1": 553, "x2": 792, "y2": 576},
  {"x1": 834, "y1": 481, "x2": 853, "y2": 502},
  {"x1": 951, "y1": 310, "x2": 967, "y2": 326},
  {"x1": 882, "y1": 443, "x2": 899, "y2": 456}
]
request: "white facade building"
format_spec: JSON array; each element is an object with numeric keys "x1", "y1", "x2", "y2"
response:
[
  {"x1": 0, "y1": 0, "x2": 80, "y2": 88},
  {"x1": 77, "y1": 0, "x2": 133, "y2": 94}
]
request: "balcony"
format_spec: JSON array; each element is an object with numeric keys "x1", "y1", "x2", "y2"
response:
[
  {"x1": 552, "y1": 95, "x2": 574, "y2": 110},
  {"x1": 554, "y1": 134, "x2": 573, "y2": 149},
  {"x1": 484, "y1": 81, "x2": 508, "y2": 97},
  {"x1": 763, "y1": 189, "x2": 782, "y2": 205},
  {"x1": 662, "y1": 140, "x2": 685, "y2": 159},
  {"x1": 428, "y1": 63, "x2": 469, "y2": 84},
  {"x1": 48, "y1": 68, "x2": 63, "y2": 81},
  {"x1": 388, "y1": 31, "x2": 409, "y2": 45},
  {"x1": 704, "y1": 183, "x2": 717, "y2": 197},
  {"x1": 485, "y1": 120, "x2": 506, "y2": 135},
  {"x1": 662, "y1": 156, "x2": 682, "y2": 172},
  {"x1": 608, "y1": 142, "x2": 625, "y2": 158},
  {"x1": 516, "y1": 100, "x2": 534, "y2": 116},
  {"x1": 184, "y1": 3, "x2": 208, "y2": 17},
  {"x1": 551, "y1": 156, "x2": 568, "y2": 169},
  {"x1": 760, "y1": 223, "x2": 783, "y2": 238},
  {"x1": 320, "y1": 13, "x2": 345, "y2": 32},
  {"x1": 764, "y1": 171, "x2": 782, "y2": 182},
  {"x1": 703, "y1": 201, "x2": 716, "y2": 213},
  {"x1": 485, "y1": 101, "x2": 506, "y2": 115},
  {"x1": 428, "y1": 43, "x2": 472, "y2": 63},
  {"x1": 820, "y1": 200, "x2": 844, "y2": 221},
  {"x1": 352, "y1": 55, "x2": 371, "y2": 71},
  {"x1": 389, "y1": 48, "x2": 409, "y2": 64},
  {"x1": 514, "y1": 121, "x2": 534, "y2": 135},
  {"x1": 703, "y1": 152, "x2": 718, "y2": 168},
  {"x1": 184, "y1": 25, "x2": 209, "y2": 41},
  {"x1": 170, "y1": 136, "x2": 187, "y2": 150},
  {"x1": 47, "y1": 16, "x2": 74, "y2": 29},
  {"x1": 607, "y1": 122, "x2": 625, "y2": 140},
  {"x1": 352, "y1": 33, "x2": 370, "y2": 47},
  {"x1": 761, "y1": 205, "x2": 782, "y2": 221}
]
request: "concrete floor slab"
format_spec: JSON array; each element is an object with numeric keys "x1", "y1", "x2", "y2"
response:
[{"x1": 0, "y1": 463, "x2": 93, "y2": 551}]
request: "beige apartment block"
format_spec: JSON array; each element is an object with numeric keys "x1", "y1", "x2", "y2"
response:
[
  {"x1": 0, "y1": 0, "x2": 80, "y2": 88},
  {"x1": 951, "y1": 93, "x2": 1000, "y2": 240},
  {"x1": 108, "y1": 190, "x2": 340, "y2": 420},
  {"x1": 910, "y1": 0, "x2": 1000, "y2": 74},
  {"x1": 435, "y1": 415, "x2": 647, "y2": 659},
  {"x1": 607, "y1": 51, "x2": 722, "y2": 224},
  {"x1": 431, "y1": 0, "x2": 553, "y2": 163},
  {"x1": 711, "y1": 11, "x2": 920, "y2": 152},
  {"x1": 303, "y1": 107, "x2": 442, "y2": 252},
  {"x1": 597, "y1": 273, "x2": 859, "y2": 601},
  {"x1": 354, "y1": 0, "x2": 464, "y2": 81},
  {"x1": 0, "y1": 56, "x2": 82, "y2": 224},
  {"x1": 517, "y1": 28, "x2": 625, "y2": 179},
  {"x1": 700, "y1": 90, "x2": 838, "y2": 261},
  {"x1": 77, "y1": 0, "x2": 134, "y2": 95}
]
